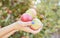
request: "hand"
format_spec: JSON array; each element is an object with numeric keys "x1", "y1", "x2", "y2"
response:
[
  {"x1": 20, "y1": 26, "x2": 43, "y2": 34},
  {"x1": 15, "y1": 20, "x2": 43, "y2": 34},
  {"x1": 14, "y1": 21, "x2": 32, "y2": 31}
]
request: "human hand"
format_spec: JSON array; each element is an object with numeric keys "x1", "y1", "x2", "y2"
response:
[
  {"x1": 20, "y1": 26, "x2": 43, "y2": 34},
  {"x1": 15, "y1": 19, "x2": 43, "y2": 34}
]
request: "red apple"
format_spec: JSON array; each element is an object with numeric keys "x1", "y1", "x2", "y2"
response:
[{"x1": 21, "y1": 13, "x2": 33, "y2": 22}]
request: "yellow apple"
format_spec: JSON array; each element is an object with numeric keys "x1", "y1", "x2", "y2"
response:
[{"x1": 30, "y1": 18, "x2": 43, "y2": 30}]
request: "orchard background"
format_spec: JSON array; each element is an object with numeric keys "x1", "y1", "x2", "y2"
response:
[{"x1": 0, "y1": 0, "x2": 60, "y2": 38}]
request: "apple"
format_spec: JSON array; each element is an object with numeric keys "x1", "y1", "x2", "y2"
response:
[
  {"x1": 26, "y1": 8, "x2": 37, "y2": 18},
  {"x1": 21, "y1": 13, "x2": 33, "y2": 22},
  {"x1": 29, "y1": 18, "x2": 42, "y2": 30}
]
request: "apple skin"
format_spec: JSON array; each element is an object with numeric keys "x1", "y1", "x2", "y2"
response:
[
  {"x1": 29, "y1": 18, "x2": 42, "y2": 30},
  {"x1": 26, "y1": 8, "x2": 37, "y2": 18},
  {"x1": 30, "y1": 25, "x2": 41, "y2": 30},
  {"x1": 21, "y1": 13, "x2": 33, "y2": 22}
]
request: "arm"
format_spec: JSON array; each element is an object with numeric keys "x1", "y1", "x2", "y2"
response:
[
  {"x1": 0, "y1": 19, "x2": 43, "y2": 38},
  {"x1": 2, "y1": 30, "x2": 17, "y2": 38},
  {"x1": 0, "y1": 21, "x2": 31, "y2": 37},
  {"x1": 0, "y1": 21, "x2": 18, "y2": 37}
]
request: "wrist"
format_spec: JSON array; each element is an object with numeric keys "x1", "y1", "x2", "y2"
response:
[{"x1": 11, "y1": 22, "x2": 20, "y2": 31}]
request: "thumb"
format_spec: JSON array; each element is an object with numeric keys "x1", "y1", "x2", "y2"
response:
[{"x1": 17, "y1": 21, "x2": 32, "y2": 26}]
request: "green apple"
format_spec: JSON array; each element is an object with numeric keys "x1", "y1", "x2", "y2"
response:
[
  {"x1": 30, "y1": 18, "x2": 42, "y2": 30},
  {"x1": 26, "y1": 8, "x2": 37, "y2": 18}
]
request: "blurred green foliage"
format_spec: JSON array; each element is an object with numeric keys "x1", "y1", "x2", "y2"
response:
[{"x1": 0, "y1": 0, "x2": 60, "y2": 38}]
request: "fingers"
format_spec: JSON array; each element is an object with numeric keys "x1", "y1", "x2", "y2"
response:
[
  {"x1": 20, "y1": 26, "x2": 42, "y2": 34},
  {"x1": 2, "y1": 30, "x2": 17, "y2": 38}
]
